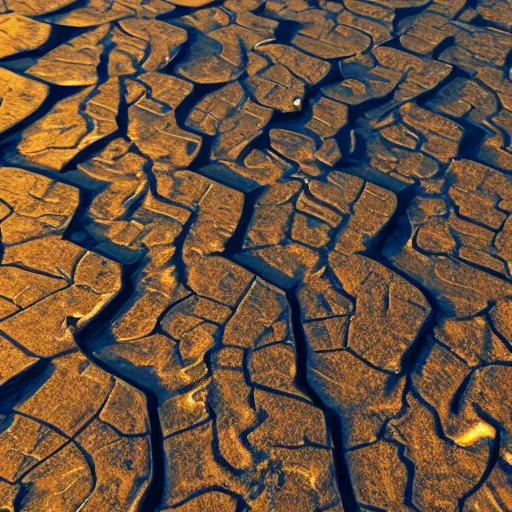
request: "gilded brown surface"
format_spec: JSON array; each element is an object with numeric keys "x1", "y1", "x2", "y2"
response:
[{"x1": 0, "y1": 0, "x2": 511, "y2": 511}]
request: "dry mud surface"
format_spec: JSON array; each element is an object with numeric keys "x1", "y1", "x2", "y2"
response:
[{"x1": 0, "y1": 0, "x2": 511, "y2": 510}]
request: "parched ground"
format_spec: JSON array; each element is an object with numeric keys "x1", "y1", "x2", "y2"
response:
[{"x1": 0, "y1": 0, "x2": 511, "y2": 510}]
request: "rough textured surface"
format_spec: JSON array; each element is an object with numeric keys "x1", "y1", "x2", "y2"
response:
[{"x1": 0, "y1": 0, "x2": 511, "y2": 511}]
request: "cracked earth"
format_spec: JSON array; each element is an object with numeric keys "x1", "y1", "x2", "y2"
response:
[{"x1": 0, "y1": 0, "x2": 511, "y2": 511}]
